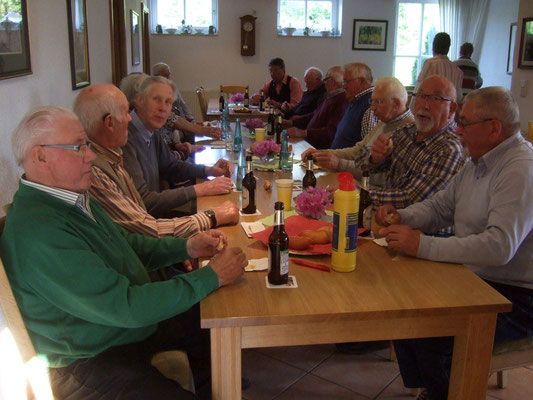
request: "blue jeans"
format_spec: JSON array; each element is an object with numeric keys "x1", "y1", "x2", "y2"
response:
[{"x1": 394, "y1": 280, "x2": 533, "y2": 400}]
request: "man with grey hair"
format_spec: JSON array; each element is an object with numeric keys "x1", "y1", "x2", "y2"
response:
[
  {"x1": 330, "y1": 62, "x2": 379, "y2": 149},
  {"x1": 119, "y1": 72, "x2": 149, "y2": 110},
  {"x1": 303, "y1": 76, "x2": 414, "y2": 180},
  {"x1": 74, "y1": 83, "x2": 239, "y2": 239},
  {"x1": 281, "y1": 66, "x2": 326, "y2": 118},
  {"x1": 1, "y1": 105, "x2": 247, "y2": 399},
  {"x1": 376, "y1": 87, "x2": 533, "y2": 400},
  {"x1": 123, "y1": 76, "x2": 235, "y2": 219},
  {"x1": 284, "y1": 65, "x2": 348, "y2": 149}
]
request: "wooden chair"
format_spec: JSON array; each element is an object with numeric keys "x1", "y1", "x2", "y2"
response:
[
  {"x1": 220, "y1": 84, "x2": 248, "y2": 96},
  {"x1": 491, "y1": 338, "x2": 533, "y2": 388},
  {"x1": 195, "y1": 86, "x2": 209, "y2": 121},
  {"x1": 0, "y1": 216, "x2": 194, "y2": 396}
]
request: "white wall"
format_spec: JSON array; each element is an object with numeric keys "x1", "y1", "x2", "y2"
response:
[
  {"x1": 0, "y1": 0, "x2": 112, "y2": 214},
  {"x1": 150, "y1": 0, "x2": 396, "y2": 94},
  {"x1": 478, "y1": 0, "x2": 519, "y2": 88},
  {"x1": 511, "y1": 0, "x2": 533, "y2": 133}
]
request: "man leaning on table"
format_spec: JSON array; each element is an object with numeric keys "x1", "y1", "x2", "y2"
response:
[
  {"x1": 122, "y1": 76, "x2": 235, "y2": 219},
  {"x1": 251, "y1": 57, "x2": 303, "y2": 110},
  {"x1": 74, "y1": 83, "x2": 239, "y2": 238},
  {"x1": 281, "y1": 66, "x2": 326, "y2": 118},
  {"x1": 302, "y1": 76, "x2": 414, "y2": 183},
  {"x1": 376, "y1": 87, "x2": 533, "y2": 400},
  {"x1": 1, "y1": 106, "x2": 248, "y2": 399}
]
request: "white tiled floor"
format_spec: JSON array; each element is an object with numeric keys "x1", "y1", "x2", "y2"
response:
[{"x1": 241, "y1": 344, "x2": 533, "y2": 399}]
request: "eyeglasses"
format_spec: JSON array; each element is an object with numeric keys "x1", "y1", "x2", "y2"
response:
[
  {"x1": 413, "y1": 93, "x2": 452, "y2": 103},
  {"x1": 342, "y1": 77, "x2": 363, "y2": 85},
  {"x1": 40, "y1": 141, "x2": 91, "y2": 153},
  {"x1": 457, "y1": 118, "x2": 494, "y2": 129},
  {"x1": 370, "y1": 98, "x2": 389, "y2": 105}
]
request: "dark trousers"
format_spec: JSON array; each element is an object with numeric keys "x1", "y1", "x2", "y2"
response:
[
  {"x1": 394, "y1": 280, "x2": 533, "y2": 400},
  {"x1": 49, "y1": 305, "x2": 211, "y2": 400}
]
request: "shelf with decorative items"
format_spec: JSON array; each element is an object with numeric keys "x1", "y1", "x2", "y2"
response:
[
  {"x1": 278, "y1": 26, "x2": 340, "y2": 38},
  {"x1": 154, "y1": 23, "x2": 218, "y2": 36}
]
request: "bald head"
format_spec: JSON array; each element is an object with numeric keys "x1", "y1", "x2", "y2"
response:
[{"x1": 74, "y1": 84, "x2": 132, "y2": 149}]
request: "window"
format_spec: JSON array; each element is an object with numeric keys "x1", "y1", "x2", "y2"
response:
[
  {"x1": 393, "y1": 0, "x2": 440, "y2": 86},
  {"x1": 277, "y1": 0, "x2": 342, "y2": 37},
  {"x1": 150, "y1": 0, "x2": 218, "y2": 34}
]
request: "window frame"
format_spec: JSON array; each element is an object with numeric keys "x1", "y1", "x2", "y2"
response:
[
  {"x1": 150, "y1": 0, "x2": 218, "y2": 35},
  {"x1": 393, "y1": 0, "x2": 440, "y2": 86},
  {"x1": 277, "y1": 0, "x2": 343, "y2": 37}
]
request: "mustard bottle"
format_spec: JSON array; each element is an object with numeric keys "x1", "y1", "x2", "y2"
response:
[{"x1": 331, "y1": 172, "x2": 359, "y2": 272}]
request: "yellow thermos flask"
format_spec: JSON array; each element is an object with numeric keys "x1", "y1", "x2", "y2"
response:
[{"x1": 331, "y1": 172, "x2": 359, "y2": 272}]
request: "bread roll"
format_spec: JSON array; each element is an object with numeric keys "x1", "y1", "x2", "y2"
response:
[
  {"x1": 299, "y1": 229, "x2": 330, "y2": 244},
  {"x1": 318, "y1": 225, "x2": 333, "y2": 242},
  {"x1": 289, "y1": 236, "x2": 311, "y2": 250}
]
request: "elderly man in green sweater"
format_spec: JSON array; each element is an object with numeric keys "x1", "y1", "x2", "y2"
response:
[{"x1": 1, "y1": 106, "x2": 247, "y2": 399}]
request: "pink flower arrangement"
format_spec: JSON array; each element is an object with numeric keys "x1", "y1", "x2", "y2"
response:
[
  {"x1": 252, "y1": 140, "x2": 280, "y2": 158},
  {"x1": 229, "y1": 93, "x2": 244, "y2": 104},
  {"x1": 294, "y1": 186, "x2": 332, "y2": 220},
  {"x1": 245, "y1": 118, "x2": 265, "y2": 129}
]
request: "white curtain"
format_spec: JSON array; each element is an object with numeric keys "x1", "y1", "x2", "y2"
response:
[{"x1": 439, "y1": 0, "x2": 489, "y2": 62}]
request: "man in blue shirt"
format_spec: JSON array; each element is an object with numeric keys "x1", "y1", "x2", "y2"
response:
[
  {"x1": 330, "y1": 62, "x2": 379, "y2": 149},
  {"x1": 377, "y1": 87, "x2": 533, "y2": 400}
]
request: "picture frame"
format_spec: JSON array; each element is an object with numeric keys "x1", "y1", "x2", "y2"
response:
[
  {"x1": 507, "y1": 23, "x2": 517, "y2": 75},
  {"x1": 0, "y1": 0, "x2": 32, "y2": 80},
  {"x1": 130, "y1": 10, "x2": 140, "y2": 66},
  {"x1": 66, "y1": 0, "x2": 90, "y2": 90},
  {"x1": 352, "y1": 19, "x2": 388, "y2": 51},
  {"x1": 518, "y1": 17, "x2": 533, "y2": 69}
]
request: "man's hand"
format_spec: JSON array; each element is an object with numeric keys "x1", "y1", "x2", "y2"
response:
[
  {"x1": 383, "y1": 225, "x2": 420, "y2": 257},
  {"x1": 280, "y1": 101, "x2": 291, "y2": 112},
  {"x1": 266, "y1": 98, "x2": 281, "y2": 109},
  {"x1": 281, "y1": 119, "x2": 293, "y2": 128},
  {"x1": 301, "y1": 148, "x2": 317, "y2": 161},
  {"x1": 370, "y1": 134, "x2": 393, "y2": 165},
  {"x1": 250, "y1": 93, "x2": 260, "y2": 105},
  {"x1": 375, "y1": 204, "x2": 401, "y2": 226},
  {"x1": 208, "y1": 247, "x2": 247, "y2": 287},
  {"x1": 313, "y1": 151, "x2": 340, "y2": 170},
  {"x1": 199, "y1": 125, "x2": 222, "y2": 139},
  {"x1": 186, "y1": 230, "x2": 228, "y2": 259},
  {"x1": 205, "y1": 159, "x2": 234, "y2": 177},
  {"x1": 212, "y1": 201, "x2": 239, "y2": 226},
  {"x1": 194, "y1": 177, "x2": 233, "y2": 197},
  {"x1": 287, "y1": 127, "x2": 306, "y2": 138}
]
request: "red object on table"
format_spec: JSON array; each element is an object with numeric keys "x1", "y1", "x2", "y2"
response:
[{"x1": 291, "y1": 259, "x2": 330, "y2": 272}]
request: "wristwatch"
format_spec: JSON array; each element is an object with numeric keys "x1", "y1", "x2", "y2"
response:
[{"x1": 204, "y1": 209, "x2": 217, "y2": 228}]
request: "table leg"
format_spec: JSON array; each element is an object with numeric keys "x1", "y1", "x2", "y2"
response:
[
  {"x1": 210, "y1": 327, "x2": 241, "y2": 400},
  {"x1": 448, "y1": 313, "x2": 497, "y2": 400}
]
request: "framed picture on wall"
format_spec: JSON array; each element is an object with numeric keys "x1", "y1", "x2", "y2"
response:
[
  {"x1": 66, "y1": 0, "x2": 90, "y2": 90},
  {"x1": 507, "y1": 23, "x2": 517, "y2": 75},
  {"x1": 0, "y1": 0, "x2": 32, "y2": 80},
  {"x1": 130, "y1": 10, "x2": 140, "y2": 66},
  {"x1": 518, "y1": 17, "x2": 533, "y2": 69},
  {"x1": 352, "y1": 19, "x2": 388, "y2": 51}
]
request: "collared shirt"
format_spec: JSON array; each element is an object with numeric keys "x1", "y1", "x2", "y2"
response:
[
  {"x1": 368, "y1": 121, "x2": 465, "y2": 211},
  {"x1": 261, "y1": 73, "x2": 304, "y2": 109},
  {"x1": 414, "y1": 54, "x2": 464, "y2": 103},
  {"x1": 21, "y1": 177, "x2": 95, "y2": 221},
  {"x1": 399, "y1": 133, "x2": 533, "y2": 290},
  {"x1": 89, "y1": 142, "x2": 210, "y2": 238},
  {"x1": 130, "y1": 110, "x2": 153, "y2": 146}
]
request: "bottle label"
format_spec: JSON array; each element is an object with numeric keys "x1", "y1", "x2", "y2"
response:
[
  {"x1": 332, "y1": 212, "x2": 358, "y2": 252},
  {"x1": 280, "y1": 249, "x2": 289, "y2": 275},
  {"x1": 242, "y1": 187, "x2": 249, "y2": 208}
]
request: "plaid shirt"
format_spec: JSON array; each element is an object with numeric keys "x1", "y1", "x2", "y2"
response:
[{"x1": 368, "y1": 121, "x2": 465, "y2": 210}]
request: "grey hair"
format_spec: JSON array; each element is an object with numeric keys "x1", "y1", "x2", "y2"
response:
[
  {"x1": 344, "y1": 62, "x2": 373, "y2": 84},
  {"x1": 73, "y1": 86, "x2": 124, "y2": 139},
  {"x1": 420, "y1": 75, "x2": 457, "y2": 102},
  {"x1": 325, "y1": 66, "x2": 344, "y2": 85},
  {"x1": 304, "y1": 67, "x2": 323, "y2": 80},
  {"x1": 11, "y1": 106, "x2": 79, "y2": 166},
  {"x1": 152, "y1": 62, "x2": 170, "y2": 76},
  {"x1": 119, "y1": 73, "x2": 149, "y2": 107},
  {"x1": 375, "y1": 77, "x2": 408, "y2": 106},
  {"x1": 464, "y1": 86, "x2": 520, "y2": 137},
  {"x1": 138, "y1": 76, "x2": 177, "y2": 102}
]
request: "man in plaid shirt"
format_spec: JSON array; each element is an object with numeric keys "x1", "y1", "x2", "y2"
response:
[{"x1": 368, "y1": 75, "x2": 465, "y2": 212}]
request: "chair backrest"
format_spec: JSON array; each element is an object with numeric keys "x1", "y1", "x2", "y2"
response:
[
  {"x1": 0, "y1": 216, "x2": 54, "y2": 399},
  {"x1": 195, "y1": 86, "x2": 209, "y2": 121},
  {"x1": 220, "y1": 85, "x2": 248, "y2": 96}
]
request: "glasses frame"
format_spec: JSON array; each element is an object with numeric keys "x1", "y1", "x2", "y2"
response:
[
  {"x1": 40, "y1": 141, "x2": 91, "y2": 152},
  {"x1": 413, "y1": 93, "x2": 452, "y2": 103},
  {"x1": 457, "y1": 118, "x2": 494, "y2": 129}
]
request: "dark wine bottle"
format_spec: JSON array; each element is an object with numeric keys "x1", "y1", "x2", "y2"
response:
[
  {"x1": 244, "y1": 88, "x2": 250, "y2": 107},
  {"x1": 242, "y1": 155, "x2": 256, "y2": 214},
  {"x1": 302, "y1": 154, "x2": 317, "y2": 190},
  {"x1": 275, "y1": 115, "x2": 283, "y2": 144},
  {"x1": 268, "y1": 202, "x2": 289, "y2": 285},
  {"x1": 219, "y1": 90, "x2": 224, "y2": 112},
  {"x1": 259, "y1": 90, "x2": 265, "y2": 111}
]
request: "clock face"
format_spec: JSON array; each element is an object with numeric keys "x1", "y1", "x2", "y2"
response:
[{"x1": 243, "y1": 21, "x2": 254, "y2": 32}]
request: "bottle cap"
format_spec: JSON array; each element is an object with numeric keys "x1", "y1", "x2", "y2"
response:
[
  {"x1": 274, "y1": 201, "x2": 284, "y2": 210},
  {"x1": 305, "y1": 153, "x2": 314, "y2": 161},
  {"x1": 338, "y1": 172, "x2": 355, "y2": 191}
]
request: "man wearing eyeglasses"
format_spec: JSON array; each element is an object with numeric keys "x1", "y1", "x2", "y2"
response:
[
  {"x1": 1, "y1": 106, "x2": 248, "y2": 399},
  {"x1": 375, "y1": 87, "x2": 533, "y2": 400},
  {"x1": 330, "y1": 62, "x2": 379, "y2": 149}
]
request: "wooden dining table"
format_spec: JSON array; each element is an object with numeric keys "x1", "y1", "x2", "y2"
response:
[
  {"x1": 206, "y1": 98, "x2": 270, "y2": 122},
  {"x1": 194, "y1": 135, "x2": 512, "y2": 400}
]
